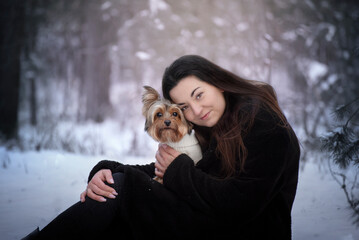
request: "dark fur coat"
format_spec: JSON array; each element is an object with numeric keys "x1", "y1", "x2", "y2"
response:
[{"x1": 88, "y1": 109, "x2": 300, "y2": 240}]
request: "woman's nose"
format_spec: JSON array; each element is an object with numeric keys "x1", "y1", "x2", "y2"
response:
[{"x1": 191, "y1": 104, "x2": 202, "y2": 116}]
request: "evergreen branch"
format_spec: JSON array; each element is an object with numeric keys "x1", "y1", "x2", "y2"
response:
[
  {"x1": 328, "y1": 160, "x2": 359, "y2": 224},
  {"x1": 333, "y1": 97, "x2": 359, "y2": 121},
  {"x1": 351, "y1": 171, "x2": 359, "y2": 204},
  {"x1": 344, "y1": 107, "x2": 359, "y2": 129},
  {"x1": 340, "y1": 97, "x2": 359, "y2": 111}
]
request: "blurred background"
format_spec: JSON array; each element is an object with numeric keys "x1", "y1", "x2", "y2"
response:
[{"x1": 0, "y1": 0, "x2": 359, "y2": 239}]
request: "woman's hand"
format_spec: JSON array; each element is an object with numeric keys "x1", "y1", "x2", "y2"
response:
[
  {"x1": 155, "y1": 144, "x2": 181, "y2": 179},
  {"x1": 80, "y1": 169, "x2": 118, "y2": 203}
]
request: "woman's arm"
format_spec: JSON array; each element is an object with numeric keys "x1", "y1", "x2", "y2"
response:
[
  {"x1": 162, "y1": 122, "x2": 298, "y2": 222},
  {"x1": 82, "y1": 160, "x2": 155, "y2": 202},
  {"x1": 87, "y1": 160, "x2": 155, "y2": 182}
]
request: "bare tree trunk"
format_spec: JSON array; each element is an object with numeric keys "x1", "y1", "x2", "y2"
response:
[
  {"x1": 80, "y1": 2, "x2": 112, "y2": 123},
  {"x1": 29, "y1": 76, "x2": 37, "y2": 126},
  {"x1": 0, "y1": 0, "x2": 24, "y2": 139}
]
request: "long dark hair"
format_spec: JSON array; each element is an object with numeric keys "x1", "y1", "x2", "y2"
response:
[{"x1": 162, "y1": 55, "x2": 289, "y2": 177}]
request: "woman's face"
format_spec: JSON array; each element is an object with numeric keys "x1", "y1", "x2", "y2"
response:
[{"x1": 169, "y1": 75, "x2": 226, "y2": 127}]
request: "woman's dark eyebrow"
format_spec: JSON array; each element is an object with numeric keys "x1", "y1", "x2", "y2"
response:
[
  {"x1": 191, "y1": 87, "x2": 200, "y2": 97},
  {"x1": 177, "y1": 87, "x2": 201, "y2": 106}
]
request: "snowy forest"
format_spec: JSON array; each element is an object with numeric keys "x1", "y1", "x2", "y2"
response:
[{"x1": 0, "y1": 0, "x2": 359, "y2": 239}]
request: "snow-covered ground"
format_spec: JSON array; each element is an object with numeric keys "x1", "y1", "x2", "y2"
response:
[{"x1": 0, "y1": 147, "x2": 358, "y2": 240}]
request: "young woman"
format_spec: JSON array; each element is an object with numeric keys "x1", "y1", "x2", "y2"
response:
[{"x1": 23, "y1": 55, "x2": 300, "y2": 240}]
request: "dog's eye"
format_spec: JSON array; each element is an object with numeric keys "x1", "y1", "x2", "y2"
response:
[
  {"x1": 172, "y1": 112, "x2": 178, "y2": 117},
  {"x1": 156, "y1": 112, "x2": 162, "y2": 117}
]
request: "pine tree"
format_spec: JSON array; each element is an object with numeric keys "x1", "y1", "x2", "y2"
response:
[
  {"x1": 321, "y1": 97, "x2": 359, "y2": 224},
  {"x1": 322, "y1": 98, "x2": 359, "y2": 168}
]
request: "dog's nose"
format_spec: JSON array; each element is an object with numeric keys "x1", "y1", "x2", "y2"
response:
[{"x1": 164, "y1": 120, "x2": 171, "y2": 126}]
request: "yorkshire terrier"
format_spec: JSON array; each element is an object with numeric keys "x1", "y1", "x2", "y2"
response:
[{"x1": 142, "y1": 86, "x2": 202, "y2": 183}]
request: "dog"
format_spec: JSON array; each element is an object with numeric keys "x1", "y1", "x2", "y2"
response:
[{"x1": 142, "y1": 86, "x2": 202, "y2": 183}]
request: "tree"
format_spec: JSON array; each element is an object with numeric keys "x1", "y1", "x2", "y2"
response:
[
  {"x1": 262, "y1": 0, "x2": 359, "y2": 152},
  {"x1": 322, "y1": 98, "x2": 359, "y2": 168},
  {"x1": 321, "y1": 97, "x2": 359, "y2": 224},
  {"x1": 0, "y1": 0, "x2": 24, "y2": 139},
  {"x1": 80, "y1": 1, "x2": 112, "y2": 122}
]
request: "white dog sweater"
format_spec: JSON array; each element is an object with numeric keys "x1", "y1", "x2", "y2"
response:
[{"x1": 166, "y1": 132, "x2": 203, "y2": 165}]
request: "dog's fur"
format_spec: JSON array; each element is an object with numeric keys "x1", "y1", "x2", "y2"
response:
[{"x1": 142, "y1": 86, "x2": 202, "y2": 183}]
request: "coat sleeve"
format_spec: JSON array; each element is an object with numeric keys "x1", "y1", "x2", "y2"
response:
[
  {"x1": 162, "y1": 115, "x2": 298, "y2": 223},
  {"x1": 87, "y1": 160, "x2": 155, "y2": 182}
]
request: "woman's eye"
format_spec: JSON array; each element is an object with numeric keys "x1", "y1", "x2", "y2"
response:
[
  {"x1": 196, "y1": 93, "x2": 203, "y2": 99},
  {"x1": 156, "y1": 112, "x2": 163, "y2": 117},
  {"x1": 181, "y1": 106, "x2": 188, "y2": 111},
  {"x1": 172, "y1": 112, "x2": 178, "y2": 117}
]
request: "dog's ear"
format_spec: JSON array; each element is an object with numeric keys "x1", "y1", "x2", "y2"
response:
[
  {"x1": 142, "y1": 86, "x2": 161, "y2": 117},
  {"x1": 144, "y1": 119, "x2": 150, "y2": 132}
]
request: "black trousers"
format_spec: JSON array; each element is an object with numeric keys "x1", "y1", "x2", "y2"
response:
[{"x1": 38, "y1": 172, "x2": 125, "y2": 240}]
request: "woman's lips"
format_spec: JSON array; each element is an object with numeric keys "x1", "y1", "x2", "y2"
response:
[{"x1": 200, "y1": 111, "x2": 210, "y2": 120}]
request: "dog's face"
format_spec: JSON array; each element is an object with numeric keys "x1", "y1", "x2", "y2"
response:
[{"x1": 142, "y1": 86, "x2": 192, "y2": 143}]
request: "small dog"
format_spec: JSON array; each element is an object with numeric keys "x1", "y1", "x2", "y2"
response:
[{"x1": 142, "y1": 86, "x2": 202, "y2": 183}]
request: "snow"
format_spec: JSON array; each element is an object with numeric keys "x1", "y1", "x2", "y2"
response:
[
  {"x1": 236, "y1": 22, "x2": 249, "y2": 32},
  {"x1": 135, "y1": 51, "x2": 151, "y2": 61},
  {"x1": 194, "y1": 30, "x2": 205, "y2": 38},
  {"x1": 308, "y1": 61, "x2": 328, "y2": 84},
  {"x1": 1, "y1": 148, "x2": 359, "y2": 240},
  {"x1": 101, "y1": 1, "x2": 112, "y2": 10},
  {"x1": 212, "y1": 17, "x2": 227, "y2": 27},
  {"x1": 154, "y1": 18, "x2": 165, "y2": 30},
  {"x1": 292, "y1": 160, "x2": 359, "y2": 240},
  {"x1": 322, "y1": 23, "x2": 336, "y2": 42},
  {"x1": 149, "y1": 0, "x2": 169, "y2": 16},
  {"x1": 282, "y1": 30, "x2": 297, "y2": 41},
  {"x1": 0, "y1": 148, "x2": 153, "y2": 240},
  {"x1": 327, "y1": 74, "x2": 338, "y2": 85}
]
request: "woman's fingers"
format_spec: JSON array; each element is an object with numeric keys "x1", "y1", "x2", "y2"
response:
[
  {"x1": 157, "y1": 145, "x2": 177, "y2": 165},
  {"x1": 82, "y1": 169, "x2": 118, "y2": 203},
  {"x1": 80, "y1": 190, "x2": 86, "y2": 202},
  {"x1": 161, "y1": 144, "x2": 180, "y2": 158},
  {"x1": 102, "y1": 169, "x2": 115, "y2": 184},
  {"x1": 155, "y1": 144, "x2": 181, "y2": 179},
  {"x1": 154, "y1": 161, "x2": 165, "y2": 173},
  {"x1": 93, "y1": 178, "x2": 117, "y2": 195},
  {"x1": 86, "y1": 188, "x2": 107, "y2": 202},
  {"x1": 92, "y1": 169, "x2": 118, "y2": 194},
  {"x1": 154, "y1": 142, "x2": 191, "y2": 181},
  {"x1": 155, "y1": 149, "x2": 166, "y2": 179},
  {"x1": 155, "y1": 151, "x2": 166, "y2": 170},
  {"x1": 155, "y1": 167, "x2": 164, "y2": 178},
  {"x1": 89, "y1": 181, "x2": 117, "y2": 199}
]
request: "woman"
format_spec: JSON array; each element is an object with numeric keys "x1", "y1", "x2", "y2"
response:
[{"x1": 23, "y1": 55, "x2": 300, "y2": 240}]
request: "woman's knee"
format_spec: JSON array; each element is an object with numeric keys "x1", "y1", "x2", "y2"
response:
[{"x1": 108, "y1": 172, "x2": 124, "y2": 192}]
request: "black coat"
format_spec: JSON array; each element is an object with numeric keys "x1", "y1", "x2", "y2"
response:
[{"x1": 88, "y1": 109, "x2": 300, "y2": 240}]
